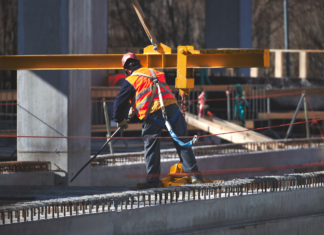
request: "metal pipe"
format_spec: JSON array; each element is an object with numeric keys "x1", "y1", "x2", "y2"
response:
[
  {"x1": 304, "y1": 94, "x2": 310, "y2": 139},
  {"x1": 227, "y1": 90, "x2": 230, "y2": 121},
  {"x1": 285, "y1": 92, "x2": 305, "y2": 139},
  {"x1": 70, "y1": 127, "x2": 121, "y2": 183},
  {"x1": 103, "y1": 98, "x2": 114, "y2": 154},
  {"x1": 284, "y1": 0, "x2": 290, "y2": 77}
]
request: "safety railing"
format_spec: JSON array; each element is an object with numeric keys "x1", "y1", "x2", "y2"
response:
[
  {"x1": 226, "y1": 84, "x2": 271, "y2": 122},
  {"x1": 0, "y1": 86, "x2": 209, "y2": 136},
  {"x1": 2, "y1": 85, "x2": 322, "y2": 135},
  {"x1": 251, "y1": 49, "x2": 324, "y2": 79},
  {"x1": 91, "y1": 87, "x2": 119, "y2": 129},
  {"x1": 91, "y1": 137, "x2": 324, "y2": 167},
  {"x1": 0, "y1": 90, "x2": 17, "y2": 135},
  {"x1": 0, "y1": 161, "x2": 51, "y2": 174},
  {"x1": 90, "y1": 85, "x2": 226, "y2": 131}
]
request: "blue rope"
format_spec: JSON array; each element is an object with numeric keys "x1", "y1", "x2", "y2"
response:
[{"x1": 169, "y1": 130, "x2": 196, "y2": 148}]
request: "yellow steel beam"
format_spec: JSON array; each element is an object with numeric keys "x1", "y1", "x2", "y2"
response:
[{"x1": 0, "y1": 49, "x2": 269, "y2": 70}]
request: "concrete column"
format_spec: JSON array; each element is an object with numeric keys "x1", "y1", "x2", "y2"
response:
[
  {"x1": 205, "y1": 0, "x2": 252, "y2": 76},
  {"x1": 91, "y1": 0, "x2": 108, "y2": 86},
  {"x1": 17, "y1": 0, "x2": 108, "y2": 186}
]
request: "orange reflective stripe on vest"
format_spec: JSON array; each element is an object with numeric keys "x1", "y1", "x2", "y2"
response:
[{"x1": 126, "y1": 68, "x2": 175, "y2": 120}]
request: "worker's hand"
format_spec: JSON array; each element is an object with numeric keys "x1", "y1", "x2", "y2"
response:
[
  {"x1": 117, "y1": 119, "x2": 128, "y2": 131},
  {"x1": 128, "y1": 107, "x2": 136, "y2": 119}
]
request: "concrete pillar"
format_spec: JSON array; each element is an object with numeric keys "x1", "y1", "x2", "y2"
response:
[
  {"x1": 91, "y1": 0, "x2": 108, "y2": 86},
  {"x1": 17, "y1": 0, "x2": 108, "y2": 186},
  {"x1": 205, "y1": 0, "x2": 252, "y2": 77}
]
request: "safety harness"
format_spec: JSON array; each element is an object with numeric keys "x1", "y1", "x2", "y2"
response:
[{"x1": 132, "y1": 69, "x2": 198, "y2": 148}]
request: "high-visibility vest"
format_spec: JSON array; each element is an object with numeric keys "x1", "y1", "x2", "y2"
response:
[{"x1": 126, "y1": 67, "x2": 176, "y2": 120}]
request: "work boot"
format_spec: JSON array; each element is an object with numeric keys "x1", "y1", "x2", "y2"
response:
[{"x1": 192, "y1": 178, "x2": 204, "y2": 184}]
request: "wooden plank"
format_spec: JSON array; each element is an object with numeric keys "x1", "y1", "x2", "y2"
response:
[
  {"x1": 0, "y1": 130, "x2": 16, "y2": 135},
  {"x1": 91, "y1": 123, "x2": 142, "y2": 132},
  {"x1": 230, "y1": 120, "x2": 254, "y2": 129},
  {"x1": 299, "y1": 52, "x2": 308, "y2": 79},
  {"x1": 91, "y1": 87, "x2": 120, "y2": 98},
  {"x1": 185, "y1": 113, "x2": 272, "y2": 144},
  {"x1": 170, "y1": 85, "x2": 230, "y2": 92},
  {"x1": 0, "y1": 124, "x2": 197, "y2": 135},
  {"x1": 275, "y1": 51, "x2": 283, "y2": 78},
  {"x1": 0, "y1": 91, "x2": 17, "y2": 101},
  {"x1": 250, "y1": 68, "x2": 258, "y2": 78},
  {"x1": 91, "y1": 123, "x2": 198, "y2": 133},
  {"x1": 264, "y1": 87, "x2": 324, "y2": 97},
  {"x1": 4, "y1": 86, "x2": 322, "y2": 103},
  {"x1": 270, "y1": 49, "x2": 324, "y2": 53},
  {"x1": 258, "y1": 112, "x2": 324, "y2": 120}
]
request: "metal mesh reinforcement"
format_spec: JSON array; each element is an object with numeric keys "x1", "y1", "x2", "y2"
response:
[
  {"x1": 92, "y1": 137, "x2": 324, "y2": 167},
  {"x1": 1, "y1": 170, "x2": 324, "y2": 225},
  {"x1": 0, "y1": 161, "x2": 51, "y2": 174}
]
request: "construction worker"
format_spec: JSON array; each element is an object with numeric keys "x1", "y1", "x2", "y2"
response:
[{"x1": 113, "y1": 52, "x2": 203, "y2": 189}]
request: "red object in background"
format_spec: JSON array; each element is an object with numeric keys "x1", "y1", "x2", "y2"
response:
[
  {"x1": 108, "y1": 74, "x2": 126, "y2": 87},
  {"x1": 198, "y1": 91, "x2": 205, "y2": 118},
  {"x1": 206, "y1": 111, "x2": 213, "y2": 117}
]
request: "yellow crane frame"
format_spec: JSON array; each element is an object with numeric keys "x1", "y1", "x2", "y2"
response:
[{"x1": 0, "y1": 43, "x2": 269, "y2": 97}]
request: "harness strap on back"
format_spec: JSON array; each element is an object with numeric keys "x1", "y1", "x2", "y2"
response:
[
  {"x1": 143, "y1": 82, "x2": 157, "y2": 121},
  {"x1": 133, "y1": 70, "x2": 178, "y2": 105},
  {"x1": 133, "y1": 69, "x2": 159, "y2": 121},
  {"x1": 147, "y1": 108, "x2": 180, "y2": 128},
  {"x1": 133, "y1": 68, "x2": 198, "y2": 148}
]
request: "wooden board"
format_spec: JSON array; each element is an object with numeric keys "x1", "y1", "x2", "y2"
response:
[
  {"x1": 263, "y1": 87, "x2": 324, "y2": 97},
  {"x1": 185, "y1": 113, "x2": 272, "y2": 145},
  {"x1": 3, "y1": 86, "x2": 323, "y2": 102},
  {"x1": 230, "y1": 120, "x2": 255, "y2": 129},
  {"x1": 91, "y1": 123, "x2": 198, "y2": 133},
  {"x1": 258, "y1": 112, "x2": 324, "y2": 120},
  {"x1": 0, "y1": 91, "x2": 17, "y2": 101}
]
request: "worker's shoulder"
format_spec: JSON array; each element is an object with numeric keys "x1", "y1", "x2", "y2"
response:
[
  {"x1": 127, "y1": 68, "x2": 164, "y2": 82},
  {"x1": 134, "y1": 67, "x2": 164, "y2": 76}
]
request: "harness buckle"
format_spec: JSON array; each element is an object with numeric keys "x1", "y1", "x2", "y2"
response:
[
  {"x1": 192, "y1": 135, "x2": 199, "y2": 145},
  {"x1": 152, "y1": 78, "x2": 158, "y2": 84}
]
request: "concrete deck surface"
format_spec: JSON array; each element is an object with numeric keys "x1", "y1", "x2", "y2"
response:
[
  {"x1": 1, "y1": 187, "x2": 324, "y2": 235},
  {"x1": 0, "y1": 185, "x2": 131, "y2": 206}
]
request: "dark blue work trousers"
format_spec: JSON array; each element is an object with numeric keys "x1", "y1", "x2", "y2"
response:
[{"x1": 142, "y1": 104, "x2": 201, "y2": 187}]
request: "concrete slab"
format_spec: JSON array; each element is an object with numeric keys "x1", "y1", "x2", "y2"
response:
[
  {"x1": 0, "y1": 185, "x2": 130, "y2": 206},
  {"x1": 172, "y1": 213, "x2": 324, "y2": 235},
  {"x1": 91, "y1": 147, "x2": 324, "y2": 186},
  {"x1": 0, "y1": 172, "x2": 54, "y2": 186},
  {"x1": 1, "y1": 187, "x2": 324, "y2": 235}
]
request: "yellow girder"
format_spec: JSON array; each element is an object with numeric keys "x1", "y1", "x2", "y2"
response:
[
  {"x1": 0, "y1": 43, "x2": 269, "y2": 96},
  {"x1": 0, "y1": 44, "x2": 269, "y2": 71}
]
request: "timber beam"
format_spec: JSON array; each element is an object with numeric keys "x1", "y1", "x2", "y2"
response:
[
  {"x1": 185, "y1": 113, "x2": 272, "y2": 146},
  {"x1": 258, "y1": 112, "x2": 324, "y2": 120}
]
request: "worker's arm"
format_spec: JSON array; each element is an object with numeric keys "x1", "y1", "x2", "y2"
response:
[{"x1": 113, "y1": 80, "x2": 136, "y2": 123}]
